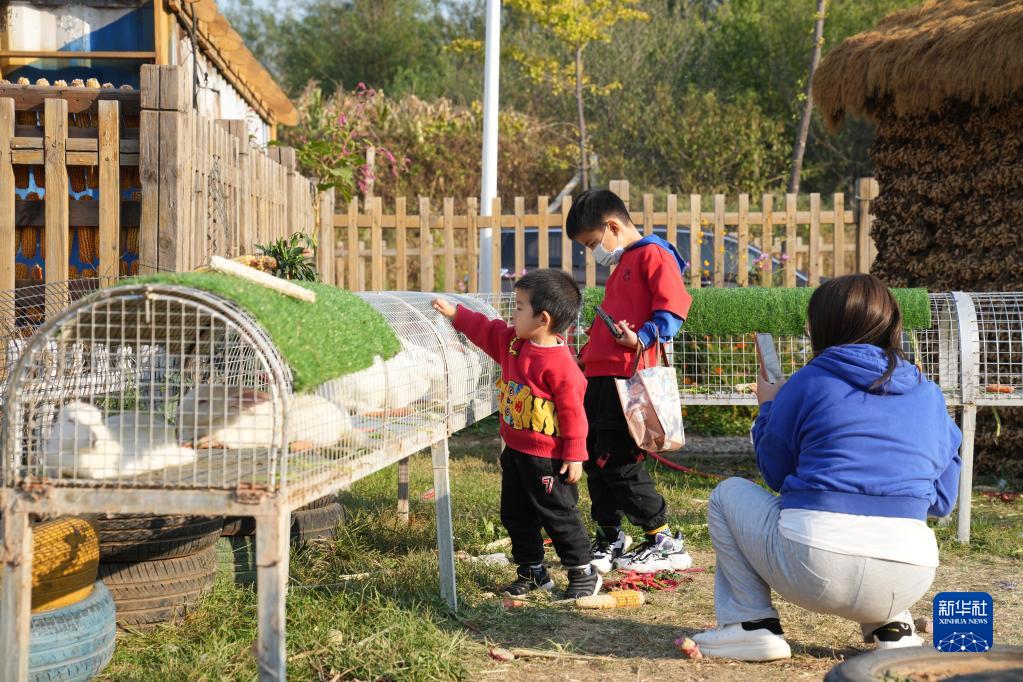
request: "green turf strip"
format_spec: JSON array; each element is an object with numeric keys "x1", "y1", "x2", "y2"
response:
[
  {"x1": 120, "y1": 273, "x2": 400, "y2": 392},
  {"x1": 582, "y1": 286, "x2": 931, "y2": 336}
]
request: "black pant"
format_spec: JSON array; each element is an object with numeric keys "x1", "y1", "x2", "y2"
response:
[
  {"x1": 500, "y1": 447, "x2": 591, "y2": 567},
  {"x1": 583, "y1": 376, "x2": 669, "y2": 532}
]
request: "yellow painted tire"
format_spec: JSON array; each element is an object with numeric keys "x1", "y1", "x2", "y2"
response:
[{"x1": 31, "y1": 517, "x2": 100, "y2": 613}]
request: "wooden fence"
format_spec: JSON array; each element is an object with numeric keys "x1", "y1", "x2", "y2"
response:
[
  {"x1": 0, "y1": 64, "x2": 333, "y2": 325},
  {"x1": 332, "y1": 178, "x2": 880, "y2": 293}
]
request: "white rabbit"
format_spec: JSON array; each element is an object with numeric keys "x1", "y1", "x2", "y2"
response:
[
  {"x1": 107, "y1": 412, "x2": 196, "y2": 471},
  {"x1": 176, "y1": 384, "x2": 279, "y2": 449},
  {"x1": 44, "y1": 401, "x2": 123, "y2": 479},
  {"x1": 287, "y1": 394, "x2": 362, "y2": 449}
]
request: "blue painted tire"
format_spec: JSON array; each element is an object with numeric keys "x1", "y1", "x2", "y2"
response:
[{"x1": 30, "y1": 581, "x2": 116, "y2": 682}]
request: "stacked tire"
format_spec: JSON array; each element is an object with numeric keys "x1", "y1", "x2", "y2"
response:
[
  {"x1": 217, "y1": 496, "x2": 345, "y2": 585},
  {"x1": 25, "y1": 516, "x2": 115, "y2": 681},
  {"x1": 94, "y1": 515, "x2": 223, "y2": 629}
]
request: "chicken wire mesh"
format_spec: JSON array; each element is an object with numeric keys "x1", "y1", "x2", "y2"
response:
[
  {"x1": 969, "y1": 292, "x2": 1023, "y2": 404},
  {"x1": 0, "y1": 283, "x2": 509, "y2": 510}
]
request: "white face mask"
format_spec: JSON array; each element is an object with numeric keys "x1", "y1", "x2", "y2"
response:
[{"x1": 593, "y1": 225, "x2": 623, "y2": 266}]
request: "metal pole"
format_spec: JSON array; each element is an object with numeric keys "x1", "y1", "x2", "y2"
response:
[
  {"x1": 951, "y1": 291, "x2": 979, "y2": 544},
  {"x1": 432, "y1": 439, "x2": 458, "y2": 610},
  {"x1": 478, "y1": 0, "x2": 501, "y2": 293},
  {"x1": 1, "y1": 500, "x2": 32, "y2": 682}
]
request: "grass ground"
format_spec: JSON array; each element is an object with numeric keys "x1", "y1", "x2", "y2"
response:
[{"x1": 102, "y1": 418, "x2": 1023, "y2": 681}]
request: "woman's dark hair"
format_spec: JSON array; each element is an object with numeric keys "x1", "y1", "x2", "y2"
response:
[{"x1": 807, "y1": 274, "x2": 909, "y2": 391}]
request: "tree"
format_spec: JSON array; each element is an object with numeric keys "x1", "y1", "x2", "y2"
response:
[
  {"x1": 503, "y1": 0, "x2": 648, "y2": 190},
  {"x1": 788, "y1": 0, "x2": 827, "y2": 193}
]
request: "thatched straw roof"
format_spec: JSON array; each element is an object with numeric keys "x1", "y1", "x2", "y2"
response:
[{"x1": 813, "y1": 0, "x2": 1023, "y2": 129}]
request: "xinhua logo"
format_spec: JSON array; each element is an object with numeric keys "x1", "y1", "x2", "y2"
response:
[{"x1": 932, "y1": 592, "x2": 993, "y2": 653}]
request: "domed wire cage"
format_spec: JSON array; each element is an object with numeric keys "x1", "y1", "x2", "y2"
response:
[{"x1": 0, "y1": 281, "x2": 511, "y2": 681}]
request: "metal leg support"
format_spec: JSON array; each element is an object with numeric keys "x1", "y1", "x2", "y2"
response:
[
  {"x1": 256, "y1": 510, "x2": 291, "y2": 682},
  {"x1": 957, "y1": 404, "x2": 977, "y2": 543},
  {"x1": 431, "y1": 439, "x2": 457, "y2": 611},
  {"x1": 1, "y1": 502, "x2": 32, "y2": 682},
  {"x1": 397, "y1": 457, "x2": 410, "y2": 524}
]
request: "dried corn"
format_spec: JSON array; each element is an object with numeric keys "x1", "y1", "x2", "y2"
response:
[
  {"x1": 78, "y1": 226, "x2": 98, "y2": 265},
  {"x1": 575, "y1": 590, "x2": 645, "y2": 609}
]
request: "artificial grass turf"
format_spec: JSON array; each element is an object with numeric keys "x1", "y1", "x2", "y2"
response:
[
  {"x1": 582, "y1": 286, "x2": 932, "y2": 336},
  {"x1": 119, "y1": 273, "x2": 400, "y2": 392}
]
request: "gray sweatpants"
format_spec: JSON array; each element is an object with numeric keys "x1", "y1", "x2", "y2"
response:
[{"x1": 708, "y1": 477, "x2": 936, "y2": 639}]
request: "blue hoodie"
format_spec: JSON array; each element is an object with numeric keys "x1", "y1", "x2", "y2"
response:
[
  {"x1": 626, "y1": 235, "x2": 689, "y2": 347},
  {"x1": 753, "y1": 344, "x2": 962, "y2": 521}
]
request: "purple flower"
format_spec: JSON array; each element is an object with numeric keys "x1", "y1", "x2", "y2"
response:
[{"x1": 337, "y1": 113, "x2": 348, "y2": 127}]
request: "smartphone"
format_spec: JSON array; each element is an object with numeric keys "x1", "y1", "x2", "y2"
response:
[
  {"x1": 594, "y1": 305, "x2": 624, "y2": 339},
  {"x1": 755, "y1": 333, "x2": 784, "y2": 384}
]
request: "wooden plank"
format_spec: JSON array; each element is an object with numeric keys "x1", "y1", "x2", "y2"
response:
[
  {"x1": 737, "y1": 194, "x2": 749, "y2": 287},
  {"x1": 158, "y1": 65, "x2": 189, "y2": 113},
  {"x1": 561, "y1": 196, "x2": 572, "y2": 276},
  {"x1": 713, "y1": 194, "x2": 725, "y2": 287},
  {"x1": 419, "y1": 197, "x2": 433, "y2": 292},
  {"x1": 0, "y1": 510, "x2": 33, "y2": 682},
  {"x1": 666, "y1": 194, "x2": 678, "y2": 252},
  {"x1": 395, "y1": 197, "x2": 408, "y2": 290},
  {"x1": 620, "y1": 180, "x2": 631, "y2": 211},
  {"x1": 689, "y1": 194, "x2": 701, "y2": 288},
  {"x1": 809, "y1": 193, "x2": 821, "y2": 286},
  {"x1": 371, "y1": 196, "x2": 384, "y2": 290},
  {"x1": 346, "y1": 197, "x2": 359, "y2": 291},
  {"x1": 138, "y1": 109, "x2": 159, "y2": 273},
  {"x1": 44, "y1": 98, "x2": 69, "y2": 316},
  {"x1": 228, "y1": 120, "x2": 251, "y2": 254},
  {"x1": 317, "y1": 189, "x2": 335, "y2": 285},
  {"x1": 467, "y1": 197, "x2": 479, "y2": 292},
  {"x1": 0, "y1": 99, "x2": 15, "y2": 323},
  {"x1": 643, "y1": 193, "x2": 654, "y2": 236},
  {"x1": 15, "y1": 200, "x2": 140, "y2": 227},
  {"x1": 97, "y1": 100, "x2": 120, "y2": 282},
  {"x1": 761, "y1": 194, "x2": 773, "y2": 288},
  {"x1": 856, "y1": 178, "x2": 872, "y2": 274},
  {"x1": 139, "y1": 64, "x2": 161, "y2": 110},
  {"x1": 833, "y1": 192, "x2": 846, "y2": 277},
  {"x1": 537, "y1": 196, "x2": 549, "y2": 269},
  {"x1": 0, "y1": 84, "x2": 143, "y2": 115},
  {"x1": 785, "y1": 193, "x2": 797, "y2": 288},
  {"x1": 490, "y1": 197, "x2": 502, "y2": 294},
  {"x1": 513, "y1": 196, "x2": 525, "y2": 278},
  {"x1": 0, "y1": 49, "x2": 156, "y2": 60},
  {"x1": 443, "y1": 197, "x2": 455, "y2": 292}
]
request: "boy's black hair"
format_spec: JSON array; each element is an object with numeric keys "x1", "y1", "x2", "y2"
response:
[
  {"x1": 565, "y1": 189, "x2": 633, "y2": 240},
  {"x1": 514, "y1": 269, "x2": 581, "y2": 334}
]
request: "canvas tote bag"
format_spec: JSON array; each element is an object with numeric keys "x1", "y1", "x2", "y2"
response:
[{"x1": 614, "y1": 343, "x2": 685, "y2": 452}]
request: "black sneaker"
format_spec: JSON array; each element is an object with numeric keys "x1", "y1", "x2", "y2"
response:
[
  {"x1": 501, "y1": 564, "x2": 555, "y2": 597},
  {"x1": 590, "y1": 528, "x2": 632, "y2": 574},
  {"x1": 564, "y1": 565, "x2": 603, "y2": 599}
]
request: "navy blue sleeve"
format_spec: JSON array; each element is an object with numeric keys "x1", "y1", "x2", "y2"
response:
[
  {"x1": 752, "y1": 396, "x2": 800, "y2": 493},
  {"x1": 928, "y1": 413, "x2": 963, "y2": 517},
  {"x1": 637, "y1": 310, "x2": 684, "y2": 348}
]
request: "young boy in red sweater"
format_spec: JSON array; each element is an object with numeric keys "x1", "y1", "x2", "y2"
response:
[
  {"x1": 567, "y1": 189, "x2": 694, "y2": 574},
  {"x1": 432, "y1": 269, "x2": 601, "y2": 598}
]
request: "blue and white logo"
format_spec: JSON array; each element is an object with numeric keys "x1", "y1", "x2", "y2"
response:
[{"x1": 933, "y1": 592, "x2": 993, "y2": 653}]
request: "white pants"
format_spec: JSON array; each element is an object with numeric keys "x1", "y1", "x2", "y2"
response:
[{"x1": 708, "y1": 477, "x2": 936, "y2": 639}]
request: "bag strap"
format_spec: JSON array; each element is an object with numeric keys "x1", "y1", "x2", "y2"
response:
[{"x1": 630, "y1": 342, "x2": 669, "y2": 375}]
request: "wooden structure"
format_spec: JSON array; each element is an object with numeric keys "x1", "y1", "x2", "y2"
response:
[{"x1": 332, "y1": 178, "x2": 878, "y2": 293}]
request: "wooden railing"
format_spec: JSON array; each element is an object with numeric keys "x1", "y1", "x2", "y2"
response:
[{"x1": 332, "y1": 178, "x2": 879, "y2": 293}]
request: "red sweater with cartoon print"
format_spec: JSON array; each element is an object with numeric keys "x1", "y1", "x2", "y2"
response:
[
  {"x1": 453, "y1": 306, "x2": 588, "y2": 462},
  {"x1": 582, "y1": 241, "x2": 693, "y2": 377}
]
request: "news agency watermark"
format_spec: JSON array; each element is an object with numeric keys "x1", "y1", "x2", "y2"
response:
[{"x1": 933, "y1": 592, "x2": 993, "y2": 653}]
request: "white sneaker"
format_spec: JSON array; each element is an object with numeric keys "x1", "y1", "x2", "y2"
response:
[
  {"x1": 590, "y1": 529, "x2": 632, "y2": 574},
  {"x1": 692, "y1": 623, "x2": 792, "y2": 661},
  {"x1": 614, "y1": 531, "x2": 693, "y2": 573},
  {"x1": 871, "y1": 622, "x2": 923, "y2": 650}
]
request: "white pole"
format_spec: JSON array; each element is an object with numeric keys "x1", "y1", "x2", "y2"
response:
[{"x1": 478, "y1": 0, "x2": 500, "y2": 293}]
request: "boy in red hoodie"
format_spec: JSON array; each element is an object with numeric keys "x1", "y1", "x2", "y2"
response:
[
  {"x1": 432, "y1": 269, "x2": 601, "y2": 598},
  {"x1": 567, "y1": 189, "x2": 694, "y2": 574}
]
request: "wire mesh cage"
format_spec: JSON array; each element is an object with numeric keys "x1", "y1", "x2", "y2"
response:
[{"x1": 969, "y1": 292, "x2": 1023, "y2": 405}]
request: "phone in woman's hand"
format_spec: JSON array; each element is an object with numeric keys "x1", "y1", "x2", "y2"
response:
[{"x1": 755, "y1": 333, "x2": 784, "y2": 384}]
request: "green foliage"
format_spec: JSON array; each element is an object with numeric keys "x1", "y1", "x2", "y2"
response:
[
  {"x1": 119, "y1": 273, "x2": 400, "y2": 392},
  {"x1": 582, "y1": 286, "x2": 932, "y2": 335},
  {"x1": 256, "y1": 232, "x2": 319, "y2": 282},
  {"x1": 684, "y1": 405, "x2": 757, "y2": 436}
]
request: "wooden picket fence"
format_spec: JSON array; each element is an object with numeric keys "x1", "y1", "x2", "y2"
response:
[
  {"x1": 0, "y1": 64, "x2": 333, "y2": 326},
  {"x1": 332, "y1": 178, "x2": 880, "y2": 293}
]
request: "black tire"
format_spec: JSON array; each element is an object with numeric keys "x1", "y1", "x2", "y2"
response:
[
  {"x1": 96, "y1": 515, "x2": 224, "y2": 562},
  {"x1": 222, "y1": 495, "x2": 337, "y2": 537},
  {"x1": 824, "y1": 645, "x2": 1023, "y2": 681},
  {"x1": 291, "y1": 502, "x2": 345, "y2": 543},
  {"x1": 30, "y1": 581, "x2": 116, "y2": 681},
  {"x1": 98, "y1": 545, "x2": 217, "y2": 628},
  {"x1": 216, "y1": 536, "x2": 257, "y2": 586}
]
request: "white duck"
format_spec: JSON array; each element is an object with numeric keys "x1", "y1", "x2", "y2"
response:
[
  {"x1": 287, "y1": 393, "x2": 362, "y2": 449},
  {"x1": 336, "y1": 339, "x2": 444, "y2": 414},
  {"x1": 44, "y1": 401, "x2": 123, "y2": 479},
  {"x1": 107, "y1": 412, "x2": 197, "y2": 471},
  {"x1": 176, "y1": 384, "x2": 278, "y2": 449},
  {"x1": 443, "y1": 340, "x2": 484, "y2": 407}
]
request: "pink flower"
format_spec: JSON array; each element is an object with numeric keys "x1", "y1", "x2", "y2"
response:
[{"x1": 337, "y1": 113, "x2": 348, "y2": 127}]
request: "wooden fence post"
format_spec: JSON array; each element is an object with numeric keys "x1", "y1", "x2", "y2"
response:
[
  {"x1": 44, "y1": 98, "x2": 69, "y2": 316},
  {"x1": 856, "y1": 177, "x2": 878, "y2": 273},
  {"x1": 316, "y1": 188, "x2": 335, "y2": 285},
  {"x1": 761, "y1": 194, "x2": 774, "y2": 288},
  {"x1": 784, "y1": 193, "x2": 797, "y2": 287},
  {"x1": 737, "y1": 194, "x2": 749, "y2": 287},
  {"x1": 347, "y1": 197, "x2": 359, "y2": 291},
  {"x1": 0, "y1": 98, "x2": 15, "y2": 313},
  {"x1": 396, "y1": 197, "x2": 408, "y2": 291},
  {"x1": 443, "y1": 197, "x2": 454, "y2": 291},
  {"x1": 833, "y1": 192, "x2": 846, "y2": 277},
  {"x1": 713, "y1": 194, "x2": 725, "y2": 287},
  {"x1": 97, "y1": 100, "x2": 120, "y2": 283},
  {"x1": 689, "y1": 194, "x2": 701, "y2": 289},
  {"x1": 419, "y1": 197, "x2": 432, "y2": 292},
  {"x1": 809, "y1": 193, "x2": 822, "y2": 286},
  {"x1": 227, "y1": 120, "x2": 252, "y2": 254},
  {"x1": 467, "y1": 197, "x2": 478, "y2": 292}
]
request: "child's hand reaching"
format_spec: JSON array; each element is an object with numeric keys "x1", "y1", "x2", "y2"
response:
[
  {"x1": 432, "y1": 298, "x2": 457, "y2": 319},
  {"x1": 560, "y1": 460, "x2": 583, "y2": 484}
]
